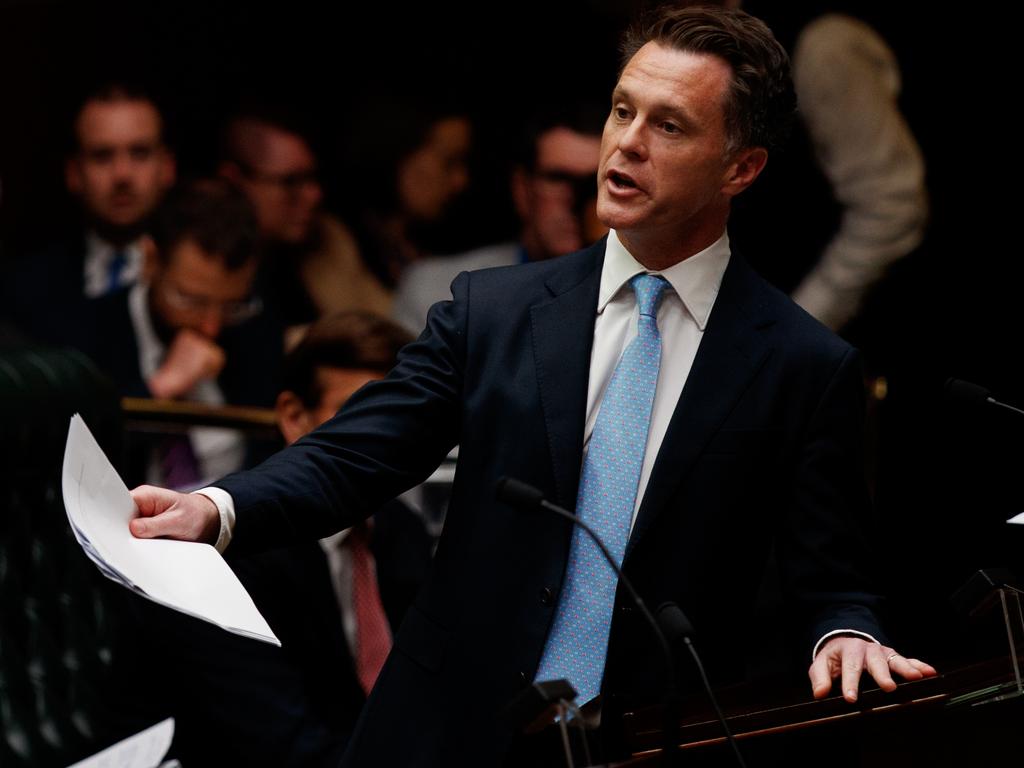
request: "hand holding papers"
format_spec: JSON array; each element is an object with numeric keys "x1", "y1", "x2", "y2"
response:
[{"x1": 62, "y1": 414, "x2": 279, "y2": 645}]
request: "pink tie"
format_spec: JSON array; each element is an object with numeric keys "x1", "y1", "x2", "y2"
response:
[{"x1": 347, "y1": 524, "x2": 392, "y2": 695}]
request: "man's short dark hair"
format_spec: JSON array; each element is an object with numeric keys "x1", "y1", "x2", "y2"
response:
[
  {"x1": 219, "y1": 100, "x2": 320, "y2": 169},
  {"x1": 150, "y1": 179, "x2": 260, "y2": 271},
  {"x1": 69, "y1": 81, "x2": 166, "y2": 153},
  {"x1": 620, "y1": 5, "x2": 795, "y2": 153},
  {"x1": 281, "y1": 312, "x2": 415, "y2": 409},
  {"x1": 514, "y1": 101, "x2": 607, "y2": 172}
]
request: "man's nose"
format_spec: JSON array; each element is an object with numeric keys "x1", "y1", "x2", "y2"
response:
[
  {"x1": 111, "y1": 152, "x2": 136, "y2": 180},
  {"x1": 301, "y1": 179, "x2": 323, "y2": 207},
  {"x1": 618, "y1": 119, "x2": 647, "y2": 158},
  {"x1": 197, "y1": 309, "x2": 223, "y2": 339}
]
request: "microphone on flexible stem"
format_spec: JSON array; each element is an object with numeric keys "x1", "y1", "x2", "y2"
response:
[
  {"x1": 495, "y1": 476, "x2": 680, "y2": 767},
  {"x1": 657, "y1": 603, "x2": 748, "y2": 768},
  {"x1": 945, "y1": 377, "x2": 1024, "y2": 419}
]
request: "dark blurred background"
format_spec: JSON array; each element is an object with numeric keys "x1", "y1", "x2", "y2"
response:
[{"x1": 2, "y1": 0, "x2": 1023, "y2": 701}]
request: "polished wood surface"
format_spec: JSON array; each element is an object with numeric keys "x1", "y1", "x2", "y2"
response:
[
  {"x1": 121, "y1": 397, "x2": 278, "y2": 434},
  {"x1": 618, "y1": 654, "x2": 1023, "y2": 766}
]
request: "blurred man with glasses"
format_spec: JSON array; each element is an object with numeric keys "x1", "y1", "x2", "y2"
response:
[
  {"x1": 219, "y1": 104, "x2": 387, "y2": 346},
  {"x1": 392, "y1": 101, "x2": 606, "y2": 334},
  {"x1": 84, "y1": 178, "x2": 283, "y2": 488}
]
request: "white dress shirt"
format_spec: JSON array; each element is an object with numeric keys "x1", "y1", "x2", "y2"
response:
[{"x1": 83, "y1": 232, "x2": 145, "y2": 298}]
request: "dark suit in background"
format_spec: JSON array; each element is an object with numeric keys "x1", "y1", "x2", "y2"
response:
[
  {"x1": 212, "y1": 238, "x2": 883, "y2": 765},
  {"x1": 0, "y1": 233, "x2": 93, "y2": 348},
  {"x1": 133, "y1": 498, "x2": 432, "y2": 767}
]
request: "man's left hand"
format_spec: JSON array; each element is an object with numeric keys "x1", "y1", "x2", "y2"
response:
[{"x1": 808, "y1": 636, "x2": 937, "y2": 703}]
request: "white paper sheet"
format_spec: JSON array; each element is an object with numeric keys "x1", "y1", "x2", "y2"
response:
[
  {"x1": 66, "y1": 717, "x2": 174, "y2": 768},
  {"x1": 62, "y1": 414, "x2": 279, "y2": 645}
]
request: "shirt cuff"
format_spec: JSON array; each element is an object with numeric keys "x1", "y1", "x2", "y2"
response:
[
  {"x1": 193, "y1": 486, "x2": 236, "y2": 553},
  {"x1": 812, "y1": 628, "x2": 880, "y2": 661}
]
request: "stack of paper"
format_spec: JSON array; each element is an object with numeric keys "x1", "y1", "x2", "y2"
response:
[
  {"x1": 67, "y1": 718, "x2": 175, "y2": 768},
  {"x1": 62, "y1": 414, "x2": 279, "y2": 645}
]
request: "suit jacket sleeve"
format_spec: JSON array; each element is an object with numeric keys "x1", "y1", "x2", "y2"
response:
[
  {"x1": 780, "y1": 344, "x2": 887, "y2": 649},
  {"x1": 215, "y1": 272, "x2": 470, "y2": 551}
]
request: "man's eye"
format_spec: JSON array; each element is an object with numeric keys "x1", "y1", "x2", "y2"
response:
[
  {"x1": 614, "y1": 107, "x2": 631, "y2": 120},
  {"x1": 662, "y1": 122, "x2": 681, "y2": 134}
]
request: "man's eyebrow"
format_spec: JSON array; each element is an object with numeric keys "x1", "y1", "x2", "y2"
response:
[{"x1": 611, "y1": 84, "x2": 697, "y2": 129}]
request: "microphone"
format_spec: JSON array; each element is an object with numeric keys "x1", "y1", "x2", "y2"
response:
[
  {"x1": 657, "y1": 603, "x2": 747, "y2": 768},
  {"x1": 945, "y1": 377, "x2": 1024, "y2": 419},
  {"x1": 495, "y1": 476, "x2": 680, "y2": 766}
]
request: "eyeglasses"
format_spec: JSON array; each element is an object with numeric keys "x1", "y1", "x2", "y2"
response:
[
  {"x1": 535, "y1": 169, "x2": 597, "y2": 202},
  {"x1": 160, "y1": 282, "x2": 263, "y2": 325},
  {"x1": 239, "y1": 163, "x2": 320, "y2": 196}
]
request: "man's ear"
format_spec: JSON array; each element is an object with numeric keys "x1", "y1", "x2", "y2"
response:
[
  {"x1": 722, "y1": 146, "x2": 768, "y2": 198},
  {"x1": 65, "y1": 156, "x2": 82, "y2": 196},
  {"x1": 510, "y1": 166, "x2": 531, "y2": 220},
  {"x1": 275, "y1": 390, "x2": 312, "y2": 446},
  {"x1": 218, "y1": 161, "x2": 243, "y2": 185},
  {"x1": 159, "y1": 149, "x2": 177, "y2": 191}
]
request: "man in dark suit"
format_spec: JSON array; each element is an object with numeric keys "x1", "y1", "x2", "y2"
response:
[
  {"x1": 1, "y1": 82, "x2": 175, "y2": 347},
  {"x1": 86, "y1": 179, "x2": 281, "y2": 489},
  {"x1": 129, "y1": 6, "x2": 934, "y2": 765}
]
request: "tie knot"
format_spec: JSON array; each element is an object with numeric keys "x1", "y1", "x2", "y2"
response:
[{"x1": 630, "y1": 273, "x2": 668, "y2": 318}]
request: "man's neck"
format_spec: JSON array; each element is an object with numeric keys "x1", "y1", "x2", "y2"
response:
[
  {"x1": 617, "y1": 225, "x2": 728, "y2": 271},
  {"x1": 88, "y1": 218, "x2": 144, "y2": 249}
]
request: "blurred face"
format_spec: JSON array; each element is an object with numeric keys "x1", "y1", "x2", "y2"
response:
[
  {"x1": 397, "y1": 116, "x2": 471, "y2": 221},
  {"x1": 149, "y1": 239, "x2": 258, "y2": 340},
  {"x1": 515, "y1": 127, "x2": 603, "y2": 260},
  {"x1": 232, "y1": 127, "x2": 323, "y2": 244},
  {"x1": 277, "y1": 366, "x2": 381, "y2": 445},
  {"x1": 66, "y1": 99, "x2": 175, "y2": 231},
  {"x1": 309, "y1": 367, "x2": 380, "y2": 426},
  {"x1": 597, "y1": 43, "x2": 764, "y2": 261}
]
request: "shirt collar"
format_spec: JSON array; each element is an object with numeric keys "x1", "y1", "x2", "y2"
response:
[
  {"x1": 128, "y1": 281, "x2": 166, "y2": 381},
  {"x1": 598, "y1": 229, "x2": 731, "y2": 331}
]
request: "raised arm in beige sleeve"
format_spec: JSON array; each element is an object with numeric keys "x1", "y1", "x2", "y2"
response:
[{"x1": 790, "y1": 14, "x2": 928, "y2": 331}]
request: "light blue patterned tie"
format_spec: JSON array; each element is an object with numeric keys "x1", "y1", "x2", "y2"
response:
[{"x1": 535, "y1": 273, "x2": 668, "y2": 704}]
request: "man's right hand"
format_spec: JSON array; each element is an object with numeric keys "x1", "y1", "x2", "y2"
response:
[
  {"x1": 147, "y1": 329, "x2": 226, "y2": 399},
  {"x1": 129, "y1": 485, "x2": 220, "y2": 545}
]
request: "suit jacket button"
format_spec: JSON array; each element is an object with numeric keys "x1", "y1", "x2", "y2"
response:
[{"x1": 540, "y1": 587, "x2": 554, "y2": 606}]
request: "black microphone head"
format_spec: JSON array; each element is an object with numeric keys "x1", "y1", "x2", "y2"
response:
[
  {"x1": 657, "y1": 601, "x2": 696, "y2": 643},
  {"x1": 945, "y1": 377, "x2": 991, "y2": 405},
  {"x1": 495, "y1": 476, "x2": 545, "y2": 512}
]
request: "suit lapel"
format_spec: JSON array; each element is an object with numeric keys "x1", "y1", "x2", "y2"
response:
[
  {"x1": 625, "y1": 255, "x2": 777, "y2": 561},
  {"x1": 530, "y1": 242, "x2": 605, "y2": 510}
]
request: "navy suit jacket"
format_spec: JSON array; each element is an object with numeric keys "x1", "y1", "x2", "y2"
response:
[
  {"x1": 216, "y1": 238, "x2": 884, "y2": 766},
  {"x1": 0, "y1": 233, "x2": 93, "y2": 348}
]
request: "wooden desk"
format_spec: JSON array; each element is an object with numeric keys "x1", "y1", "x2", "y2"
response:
[{"x1": 619, "y1": 656, "x2": 1023, "y2": 766}]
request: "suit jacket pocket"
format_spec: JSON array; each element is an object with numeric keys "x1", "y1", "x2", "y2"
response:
[
  {"x1": 394, "y1": 604, "x2": 450, "y2": 673},
  {"x1": 703, "y1": 428, "x2": 779, "y2": 455}
]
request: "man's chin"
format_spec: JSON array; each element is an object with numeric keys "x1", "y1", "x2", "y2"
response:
[{"x1": 595, "y1": 198, "x2": 644, "y2": 235}]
